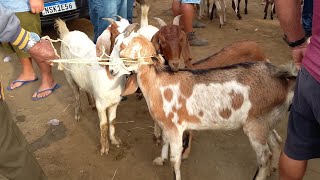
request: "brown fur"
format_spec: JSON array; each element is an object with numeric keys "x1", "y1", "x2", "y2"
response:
[
  {"x1": 190, "y1": 41, "x2": 267, "y2": 70},
  {"x1": 229, "y1": 90, "x2": 244, "y2": 110},
  {"x1": 219, "y1": 108, "x2": 232, "y2": 119},
  {"x1": 151, "y1": 25, "x2": 192, "y2": 71},
  {"x1": 164, "y1": 89, "x2": 173, "y2": 102}
]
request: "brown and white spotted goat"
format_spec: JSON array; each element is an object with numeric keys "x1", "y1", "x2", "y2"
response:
[
  {"x1": 117, "y1": 34, "x2": 297, "y2": 180},
  {"x1": 151, "y1": 16, "x2": 270, "y2": 159}
]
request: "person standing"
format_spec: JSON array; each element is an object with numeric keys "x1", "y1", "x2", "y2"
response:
[
  {"x1": 275, "y1": 0, "x2": 320, "y2": 179},
  {"x1": 0, "y1": 4, "x2": 58, "y2": 179}
]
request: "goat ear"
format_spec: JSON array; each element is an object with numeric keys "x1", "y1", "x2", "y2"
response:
[
  {"x1": 151, "y1": 31, "x2": 160, "y2": 53},
  {"x1": 180, "y1": 31, "x2": 192, "y2": 68},
  {"x1": 121, "y1": 74, "x2": 139, "y2": 96}
]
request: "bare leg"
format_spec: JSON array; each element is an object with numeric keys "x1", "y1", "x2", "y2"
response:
[
  {"x1": 172, "y1": 0, "x2": 181, "y2": 16},
  {"x1": 32, "y1": 60, "x2": 56, "y2": 98},
  {"x1": 279, "y1": 152, "x2": 307, "y2": 180},
  {"x1": 180, "y1": 3, "x2": 194, "y2": 33},
  {"x1": 9, "y1": 57, "x2": 36, "y2": 89}
]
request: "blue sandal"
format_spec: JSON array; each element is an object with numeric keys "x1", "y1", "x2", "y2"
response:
[
  {"x1": 32, "y1": 84, "x2": 61, "y2": 101},
  {"x1": 6, "y1": 77, "x2": 38, "y2": 91}
]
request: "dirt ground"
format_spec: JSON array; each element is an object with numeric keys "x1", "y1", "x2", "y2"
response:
[{"x1": 0, "y1": 0, "x2": 319, "y2": 180}]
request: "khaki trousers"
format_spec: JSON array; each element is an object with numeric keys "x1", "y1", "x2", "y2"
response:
[{"x1": 0, "y1": 101, "x2": 47, "y2": 180}]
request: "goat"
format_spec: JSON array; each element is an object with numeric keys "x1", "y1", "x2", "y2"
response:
[
  {"x1": 210, "y1": 0, "x2": 227, "y2": 27},
  {"x1": 118, "y1": 45, "x2": 296, "y2": 180},
  {"x1": 197, "y1": 0, "x2": 226, "y2": 27},
  {"x1": 232, "y1": 0, "x2": 248, "y2": 19},
  {"x1": 151, "y1": 16, "x2": 269, "y2": 159},
  {"x1": 264, "y1": 0, "x2": 275, "y2": 20},
  {"x1": 55, "y1": 19, "x2": 138, "y2": 155}
]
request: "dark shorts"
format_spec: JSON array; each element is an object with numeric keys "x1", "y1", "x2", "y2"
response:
[{"x1": 284, "y1": 66, "x2": 320, "y2": 160}]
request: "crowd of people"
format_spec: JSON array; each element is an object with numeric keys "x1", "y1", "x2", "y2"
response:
[{"x1": 0, "y1": 0, "x2": 319, "y2": 179}]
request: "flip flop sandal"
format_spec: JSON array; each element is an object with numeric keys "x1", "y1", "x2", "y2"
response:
[
  {"x1": 6, "y1": 77, "x2": 38, "y2": 91},
  {"x1": 31, "y1": 84, "x2": 61, "y2": 101}
]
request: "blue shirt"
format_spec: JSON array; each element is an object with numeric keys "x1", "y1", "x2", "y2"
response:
[{"x1": 0, "y1": 0, "x2": 30, "y2": 13}]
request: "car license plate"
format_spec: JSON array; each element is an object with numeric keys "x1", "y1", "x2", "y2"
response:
[{"x1": 42, "y1": 0, "x2": 77, "y2": 16}]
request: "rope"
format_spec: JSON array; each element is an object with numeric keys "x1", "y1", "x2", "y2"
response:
[{"x1": 43, "y1": 36, "x2": 154, "y2": 66}]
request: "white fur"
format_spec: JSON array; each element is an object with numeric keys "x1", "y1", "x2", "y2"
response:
[{"x1": 58, "y1": 21, "x2": 127, "y2": 155}]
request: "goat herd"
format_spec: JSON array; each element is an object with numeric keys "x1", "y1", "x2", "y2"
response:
[
  {"x1": 52, "y1": 3, "x2": 295, "y2": 180},
  {"x1": 196, "y1": 0, "x2": 275, "y2": 27}
]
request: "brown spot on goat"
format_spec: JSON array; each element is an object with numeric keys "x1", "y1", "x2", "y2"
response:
[
  {"x1": 219, "y1": 108, "x2": 232, "y2": 119},
  {"x1": 198, "y1": 111, "x2": 204, "y2": 117},
  {"x1": 229, "y1": 91, "x2": 244, "y2": 110},
  {"x1": 164, "y1": 89, "x2": 173, "y2": 102},
  {"x1": 176, "y1": 96, "x2": 200, "y2": 124}
]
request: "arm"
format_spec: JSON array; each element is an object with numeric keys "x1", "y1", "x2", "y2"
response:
[
  {"x1": 275, "y1": 0, "x2": 304, "y2": 42},
  {"x1": 0, "y1": 4, "x2": 58, "y2": 63},
  {"x1": 275, "y1": 0, "x2": 307, "y2": 69},
  {"x1": 0, "y1": 4, "x2": 24, "y2": 44}
]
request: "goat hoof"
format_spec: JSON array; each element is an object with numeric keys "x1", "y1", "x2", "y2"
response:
[
  {"x1": 153, "y1": 157, "x2": 164, "y2": 166},
  {"x1": 219, "y1": 25, "x2": 222, "y2": 28},
  {"x1": 264, "y1": 16, "x2": 267, "y2": 19},
  {"x1": 111, "y1": 137, "x2": 122, "y2": 146},
  {"x1": 75, "y1": 115, "x2": 80, "y2": 121},
  {"x1": 100, "y1": 147, "x2": 109, "y2": 156}
]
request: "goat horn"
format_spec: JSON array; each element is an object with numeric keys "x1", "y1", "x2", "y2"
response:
[
  {"x1": 123, "y1": 23, "x2": 139, "y2": 37},
  {"x1": 153, "y1": 17, "x2": 167, "y2": 27},
  {"x1": 173, "y1": 15, "x2": 183, "y2": 25},
  {"x1": 102, "y1": 18, "x2": 115, "y2": 24},
  {"x1": 114, "y1": 15, "x2": 124, "y2": 20}
]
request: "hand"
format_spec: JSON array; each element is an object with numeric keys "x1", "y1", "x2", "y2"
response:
[
  {"x1": 28, "y1": 39, "x2": 59, "y2": 64},
  {"x1": 30, "y1": 0, "x2": 44, "y2": 14},
  {"x1": 291, "y1": 42, "x2": 308, "y2": 70}
]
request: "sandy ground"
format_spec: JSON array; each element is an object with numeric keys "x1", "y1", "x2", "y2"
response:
[{"x1": 1, "y1": 0, "x2": 320, "y2": 180}]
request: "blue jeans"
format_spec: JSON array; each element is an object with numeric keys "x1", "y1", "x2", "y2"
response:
[
  {"x1": 284, "y1": 66, "x2": 320, "y2": 160},
  {"x1": 302, "y1": 0, "x2": 313, "y2": 37},
  {"x1": 88, "y1": 0, "x2": 132, "y2": 43}
]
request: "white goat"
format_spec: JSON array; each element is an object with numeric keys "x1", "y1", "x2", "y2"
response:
[
  {"x1": 55, "y1": 19, "x2": 138, "y2": 155},
  {"x1": 137, "y1": 4, "x2": 159, "y2": 41},
  {"x1": 210, "y1": 0, "x2": 227, "y2": 27},
  {"x1": 114, "y1": 35, "x2": 296, "y2": 180},
  {"x1": 198, "y1": 0, "x2": 226, "y2": 27}
]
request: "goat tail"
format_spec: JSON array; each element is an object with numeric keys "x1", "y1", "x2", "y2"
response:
[
  {"x1": 140, "y1": 4, "x2": 150, "y2": 27},
  {"x1": 54, "y1": 18, "x2": 70, "y2": 39},
  {"x1": 273, "y1": 62, "x2": 298, "y2": 79}
]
